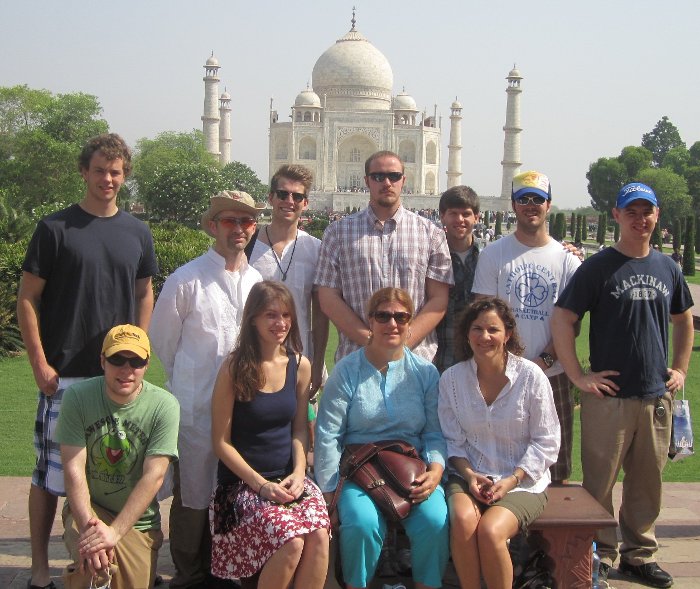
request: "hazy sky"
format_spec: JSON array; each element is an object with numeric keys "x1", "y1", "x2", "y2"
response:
[{"x1": 3, "y1": 1, "x2": 699, "y2": 208}]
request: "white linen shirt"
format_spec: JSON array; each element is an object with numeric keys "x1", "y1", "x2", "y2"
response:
[
  {"x1": 248, "y1": 229, "x2": 320, "y2": 359},
  {"x1": 437, "y1": 354, "x2": 560, "y2": 494},
  {"x1": 149, "y1": 248, "x2": 262, "y2": 508}
]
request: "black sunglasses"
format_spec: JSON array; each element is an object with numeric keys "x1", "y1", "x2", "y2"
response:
[
  {"x1": 274, "y1": 189, "x2": 306, "y2": 203},
  {"x1": 514, "y1": 195, "x2": 547, "y2": 206},
  {"x1": 214, "y1": 216, "x2": 257, "y2": 230},
  {"x1": 368, "y1": 172, "x2": 403, "y2": 183},
  {"x1": 105, "y1": 354, "x2": 149, "y2": 369},
  {"x1": 371, "y1": 311, "x2": 412, "y2": 325}
]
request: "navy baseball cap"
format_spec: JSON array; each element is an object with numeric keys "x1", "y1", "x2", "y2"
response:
[{"x1": 616, "y1": 183, "x2": 658, "y2": 208}]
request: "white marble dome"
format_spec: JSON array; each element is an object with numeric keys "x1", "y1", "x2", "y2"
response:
[
  {"x1": 311, "y1": 27, "x2": 393, "y2": 111},
  {"x1": 295, "y1": 88, "x2": 321, "y2": 107},
  {"x1": 206, "y1": 54, "x2": 219, "y2": 67},
  {"x1": 394, "y1": 91, "x2": 417, "y2": 111},
  {"x1": 508, "y1": 67, "x2": 522, "y2": 79},
  {"x1": 451, "y1": 99, "x2": 462, "y2": 109}
]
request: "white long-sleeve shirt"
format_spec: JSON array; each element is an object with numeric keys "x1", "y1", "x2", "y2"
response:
[
  {"x1": 438, "y1": 354, "x2": 560, "y2": 494},
  {"x1": 149, "y1": 248, "x2": 262, "y2": 508}
]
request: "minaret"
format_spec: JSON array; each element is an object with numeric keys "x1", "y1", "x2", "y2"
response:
[
  {"x1": 446, "y1": 98, "x2": 463, "y2": 188},
  {"x1": 202, "y1": 52, "x2": 221, "y2": 157},
  {"x1": 218, "y1": 90, "x2": 231, "y2": 165},
  {"x1": 500, "y1": 66, "x2": 523, "y2": 199}
]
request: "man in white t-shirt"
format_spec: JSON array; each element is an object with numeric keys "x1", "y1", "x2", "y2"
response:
[
  {"x1": 472, "y1": 171, "x2": 580, "y2": 483},
  {"x1": 247, "y1": 164, "x2": 328, "y2": 396}
]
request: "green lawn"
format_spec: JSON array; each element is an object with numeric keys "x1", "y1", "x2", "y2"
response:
[{"x1": 2, "y1": 321, "x2": 698, "y2": 480}]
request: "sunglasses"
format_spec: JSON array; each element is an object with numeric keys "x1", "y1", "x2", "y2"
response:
[
  {"x1": 214, "y1": 216, "x2": 257, "y2": 230},
  {"x1": 274, "y1": 189, "x2": 306, "y2": 203},
  {"x1": 105, "y1": 354, "x2": 148, "y2": 368},
  {"x1": 371, "y1": 311, "x2": 412, "y2": 325},
  {"x1": 514, "y1": 195, "x2": 547, "y2": 206},
  {"x1": 368, "y1": 172, "x2": 403, "y2": 183}
]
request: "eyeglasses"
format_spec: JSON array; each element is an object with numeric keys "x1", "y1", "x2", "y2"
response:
[
  {"x1": 368, "y1": 172, "x2": 404, "y2": 183},
  {"x1": 371, "y1": 311, "x2": 412, "y2": 325},
  {"x1": 214, "y1": 216, "x2": 257, "y2": 230},
  {"x1": 514, "y1": 195, "x2": 547, "y2": 206},
  {"x1": 105, "y1": 354, "x2": 148, "y2": 368},
  {"x1": 274, "y1": 189, "x2": 306, "y2": 203}
]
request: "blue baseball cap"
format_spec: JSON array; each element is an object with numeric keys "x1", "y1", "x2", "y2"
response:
[{"x1": 616, "y1": 183, "x2": 658, "y2": 208}]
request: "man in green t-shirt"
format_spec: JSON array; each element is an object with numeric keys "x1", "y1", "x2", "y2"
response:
[{"x1": 56, "y1": 325, "x2": 179, "y2": 589}]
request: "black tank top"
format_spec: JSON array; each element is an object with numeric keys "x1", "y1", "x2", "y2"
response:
[{"x1": 218, "y1": 351, "x2": 298, "y2": 484}]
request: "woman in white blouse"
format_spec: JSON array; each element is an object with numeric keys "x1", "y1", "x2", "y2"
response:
[{"x1": 438, "y1": 297, "x2": 560, "y2": 589}]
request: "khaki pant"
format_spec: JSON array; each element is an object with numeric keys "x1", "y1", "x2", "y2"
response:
[
  {"x1": 581, "y1": 392, "x2": 671, "y2": 566},
  {"x1": 168, "y1": 462, "x2": 211, "y2": 588},
  {"x1": 63, "y1": 502, "x2": 162, "y2": 589}
]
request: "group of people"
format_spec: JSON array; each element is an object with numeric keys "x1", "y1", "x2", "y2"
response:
[{"x1": 17, "y1": 134, "x2": 693, "y2": 589}]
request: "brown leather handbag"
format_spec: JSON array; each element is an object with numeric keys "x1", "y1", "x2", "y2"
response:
[{"x1": 329, "y1": 440, "x2": 427, "y2": 522}]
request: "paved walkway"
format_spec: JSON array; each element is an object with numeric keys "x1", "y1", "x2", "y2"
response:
[{"x1": 1, "y1": 478, "x2": 699, "y2": 588}]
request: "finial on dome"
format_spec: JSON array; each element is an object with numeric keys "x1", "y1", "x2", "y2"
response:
[
  {"x1": 402, "y1": 86, "x2": 406, "y2": 93},
  {"x1": 351, "y1": 6, "x2": 356, "y2": 30}
]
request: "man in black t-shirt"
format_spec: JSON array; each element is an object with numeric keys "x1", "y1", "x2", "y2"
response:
[
  {"x1": 17, "y1": 133, "x2": 158, "y2": 589},
  {"x1": 552, "y1": 183, "x2": 693, "y2": 589}
]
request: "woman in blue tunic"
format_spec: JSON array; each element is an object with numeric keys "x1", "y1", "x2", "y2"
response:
[{"x1": 315, "y1": 287, "x2": 449, "y2": 589}]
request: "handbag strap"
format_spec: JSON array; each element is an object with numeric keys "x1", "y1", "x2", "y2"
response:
[{"x1": 328, "y1": 442, "x2": 382, "y2": 516}]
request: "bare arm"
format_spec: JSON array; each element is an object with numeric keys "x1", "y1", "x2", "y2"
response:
[
  {"x1": 135, "y1": 276, "x2": 154, "y2": 330},
  {"x1": 317, "y1": 286, "x2": 371, "y2": 347},
  {"x1": 407, "y1": 278, "x2": 448, "y2": 349},
  {"x1": 667, "y1": 310, "x2": 694, "y2": 393},
  {"x1": 17, "y1": 271, "x2": 58, "y2": 395},
  {"x1": 551, "y1": 307, "x2": 619, "y2": 399},
  {"x1": 76, "y1": 455, "x2": 171, "y2": 558},
  {"x1": 62, "y1": 444, "x2": 111, "y2": 573},
  {"x1": 310, "y1": 289, "x2": 329, "y2": 396}
]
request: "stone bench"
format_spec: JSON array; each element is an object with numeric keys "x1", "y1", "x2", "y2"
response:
[{"x1": 529, "y1": 484, "x2": 617, "y2": 589}]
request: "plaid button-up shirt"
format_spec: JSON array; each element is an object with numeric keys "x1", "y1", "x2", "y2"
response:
[{"x1": 315, "y1": 205, "x2": 453, "y2": 361}]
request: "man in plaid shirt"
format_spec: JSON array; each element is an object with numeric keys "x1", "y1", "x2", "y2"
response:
[{"x1": 315, "y1": 150, "x2": 453, "y2": 362}]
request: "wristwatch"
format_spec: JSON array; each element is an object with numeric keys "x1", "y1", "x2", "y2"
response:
[{"x1": 539, "y1": 352, "x2": 555, "y2": 369}]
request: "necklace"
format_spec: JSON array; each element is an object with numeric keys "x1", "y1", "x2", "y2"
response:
[{"x1": 265, "y1": 225, "x2": 298, "y2": 282}]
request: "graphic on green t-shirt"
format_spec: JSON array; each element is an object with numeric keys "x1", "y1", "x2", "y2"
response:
[{"x1": 90, "y1": 427, "x2": 138, "y2": 480}]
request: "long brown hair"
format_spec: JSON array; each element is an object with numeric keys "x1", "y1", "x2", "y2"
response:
[
  {"x1": 228, "y1": 281, "x2": 303, "y2": 401},
  {"x1": 455, "y1": 297, "x2": 524, "y2": 361}
]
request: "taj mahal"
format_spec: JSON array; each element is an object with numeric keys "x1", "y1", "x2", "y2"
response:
[{"x1": 199, "y1": 12, "x2": 523, "y2": 212}]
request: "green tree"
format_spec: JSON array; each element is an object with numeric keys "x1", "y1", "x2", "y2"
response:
[
  {"x1": 662, "y1": 146, "x2": 690, "y2": 176},
  {"x1": 495, "y1": 211, "x2": 503, "y2": 236},
  {"x1": 556, "y1": 213, "x2": 567, "y2": 242},
  {"x1": 637, "y1": 167, "x2": 691, "y2": 228},
  {"x1": 652, "y1": 223, "x2": 663, "y2": 249},
  {"x1": 219, "y1": 161, "x2": 268, "y2": 201},
  {"x1": 141, "y1": 161, "x2": 224, "y2": 226},
  {"x1": 682, "y1": 215, "x2": 695, "y2": 276},
  {"x1": 569, "y1": 212, "x2": 576, "y2": 238},
  {"x1": 0, "y1": 85, "x2": 108, "y2": 216},
  {"x1": 586, "y1": 157, "x2": 627, "y2": 214},
  {"x1": 641, "y1": 116, "x2": 685, "y2": 167},
  {"x1": 619, "y1": 146, "x2": 653, "y2": 178},
  {"x1": 582, "y1": 217, "x2": 588, "y2": 241},
  {"x1": 672, "y1": 218, "x2": 682, "y2": 251},
  {"x1": 131, "y1": 130, "x2": 217, "y2": 195}
]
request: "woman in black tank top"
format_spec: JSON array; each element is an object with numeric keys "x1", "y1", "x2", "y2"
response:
[{"x1": 209, "y1": 281, "x2": 330, "y2": 587}]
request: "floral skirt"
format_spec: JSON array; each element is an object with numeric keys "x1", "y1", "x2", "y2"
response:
[{"x1": 209, "y1": 476, "x2": 331, "y2": 579}]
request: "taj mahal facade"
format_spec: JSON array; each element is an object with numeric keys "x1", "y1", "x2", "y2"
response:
[{"x1": 201, "y1": 13, "x2": 522, "y2": 213}]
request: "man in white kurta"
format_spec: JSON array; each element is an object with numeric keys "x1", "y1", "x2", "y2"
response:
[{"x1": 150, "y1": 191, "x2": 263, "y2": 589}]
